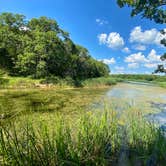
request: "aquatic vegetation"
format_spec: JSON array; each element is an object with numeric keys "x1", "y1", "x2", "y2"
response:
[
  {"x1": 0, "y1": 88, "x2": 107, "y2": 121},
  {"x1": 0, "y1": 107, "x2": 166, "y2": 165},
  {"x1": 0, "y1": 84, "x2": 166, "y2": 165}
]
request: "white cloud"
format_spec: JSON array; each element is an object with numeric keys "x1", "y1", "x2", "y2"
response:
[
  {"x1": 98, "y1": 33, "x2": 107, "y2": 44},
  {"x1": 100, "y1": 58, "x2": 116, "y2": 65},
  {"x1": 125, "y1": 52, "x2": 147, "y2": 63},
  {"x1": 130, "y1": 26, "x2": 166, "y2": 46},
  {"x1": 96, "y1": 19, "x2": 108, "y2": 26},
  {"x1": 147, "y1": 49, "x2": 161, "y2": 62},
  {"x1": 107, "y1": 32, "x2": 124, "y2": 49},
  {"x1": 122, "y1": 47, "x2": 131, "y2": 53},
  {"x1": 98, "y1": 32, "x2": 124, "y2": 49},
  {"x1": 133, "y1": 44, "x2": 146, "y2": 51},
  {"x1": 128, "y1": 63, "x2": 139, "y2": 69},
  {"x1": 144, "y1": 49, "x2": 162, "y2": 68},
  {"x1": 125, "y1": 49, "x2": 164, "y2": 69}
]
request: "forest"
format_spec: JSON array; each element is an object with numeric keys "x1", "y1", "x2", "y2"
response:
[{"x1": 0, "y1": 12, "x2": 109, "y2": 79}]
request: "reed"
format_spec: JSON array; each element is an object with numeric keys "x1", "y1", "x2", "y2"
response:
[{"x1": 0, "y1": 108, "x2": 165, "y2": 165}]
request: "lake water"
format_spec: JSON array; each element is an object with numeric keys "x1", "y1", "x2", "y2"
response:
[
  {"x1": 101, "y1": 82, "x2": 166, "y2": 129},
  {"x1": 1, "y1": 82, "x2": 166, "y2": 129}
]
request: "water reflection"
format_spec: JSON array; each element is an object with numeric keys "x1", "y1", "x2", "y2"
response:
[
  {"x1": 98, "y1": 83, "x2": 166, "y2": 129},
  {"x1": 148, "y1": 102, "x2": 166, "y2": 130}
]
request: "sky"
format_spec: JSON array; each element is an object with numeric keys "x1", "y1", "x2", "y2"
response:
[{"x1": 0, "y1": 0, "x2": 166, "y2": 74}]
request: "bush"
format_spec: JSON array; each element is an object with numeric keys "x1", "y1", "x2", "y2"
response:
[
  {"x1": 63, "y1": 77, "x2": 75, "y2": 86},
  {"x1": 40, "y1": 76, "x2": 60, "y2": 84}
]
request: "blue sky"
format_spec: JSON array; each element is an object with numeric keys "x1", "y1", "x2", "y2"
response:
[{"x1": 0, "y1": 0, "x2": 166, "y2": 74}]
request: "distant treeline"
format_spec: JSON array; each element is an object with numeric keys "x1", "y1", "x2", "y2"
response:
[
  {"x1": 0, "y1": 12, "x2": 109, "y2": 79},
  {"x1": 111, "y1": 74, "x2": 166, "y2": 82}
]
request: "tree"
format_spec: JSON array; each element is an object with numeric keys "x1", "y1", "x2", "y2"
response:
[
  {"x1": 0, "y1": 13, "x2": 26, "y2": 74},
  {"x1": 153, "y1": 64, "x2": 166, "y2": 75},
  {"x1": 0, "y1": 12, "x2": 26, "y2": 29},
  {"x1": 117, "y1": 0, "x2": 166, "y2": 23},
  {"x1": 117, "y1": 0, "x2": 166, "y2": 74},
  {"x1": 0, "y1": 12, "x2": 109, "y2": 79}
]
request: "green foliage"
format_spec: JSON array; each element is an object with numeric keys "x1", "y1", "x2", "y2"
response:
[
  {"x1": 0, "y1": 70, "x2": 9, "y2": 86},
  {"x1": 0, "y1": 109, "x2": 166, "y2": 165},
  {"x1": 154, "y1": 65, "x2": 166, "y2": 74},
  {"x1": 117, "y1": 0, "x2": 166, "y2": 24},
  {"x1": 82, "y1": 77, "x2": 120, "y2": 87},
  {"x1": 0, "y1": 12, "x2": 109, "y2": 79},
  {"x1": 40, "y1": 76, "x2": 75, "y2": 87},
  {"x1": 0, "y1": 84, "x2": 166, "y2": 165}
]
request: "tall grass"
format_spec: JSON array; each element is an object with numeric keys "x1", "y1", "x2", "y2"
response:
[
  {"x1": 0, "y1": 109, "x2": 166, "y2": 165},
  {"x1": 0, "y1": 75, "x2": 121, "y2": 89},
  {"x1": 82, "y1": 77, "x2": 121, "y2": 88}
]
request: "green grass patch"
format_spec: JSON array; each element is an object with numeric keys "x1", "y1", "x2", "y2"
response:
[
  {"x1": 0, "y1": 75, "x2": 121, "y2": 89},
  {"x1": 82, "y1": 77, "x2": 122, "y2": 88},
  {"x1": 0, "y1": 108, "x2": 165, "y2": 165}
]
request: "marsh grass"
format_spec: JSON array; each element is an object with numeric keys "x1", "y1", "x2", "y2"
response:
[
  {"x1": 0, "y1": 76, "x2": 120, "y2": 89},
  {"x1": 0, "y1": 108, "x2": 166, "y2": 166},
  {"x1": 0, "y1": 88, "x2": 108, "y2": 121},
  {"x1": 82, "y1": 77, "x2": 121, "y2": 88},
  {"x1": 0, "y1": 87, "x2": 166, "y2": 165}
]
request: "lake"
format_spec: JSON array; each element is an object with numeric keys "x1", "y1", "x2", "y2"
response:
[
  {"x1": 100, "y1": 82, "x2": 166, "y2": 129},
  {"x1": 1, "y1": 82, "x2": 166, "y2": 128}
]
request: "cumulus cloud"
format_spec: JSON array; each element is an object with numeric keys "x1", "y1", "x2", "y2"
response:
[
  {"x1": 107, "y1": 33, "x2": 124, "y2": 49},
  {"x1": 96, "y1": 18, "x2": 108, "y2": 26},
  {"x1": 98, "y1": 33, "x2": 107, "y2": 44},
  {"x1": 98, "y1": 32, "x2": 124, "y2": 49},
  {"x1": 128, "y1": 63, "x2": 139, "y2": 69},
  {"x1": 122, "y1": 47, "x2": 131, "y2": 53},
  {"x1": 125, "y1": 52, "x2": 147, "y2": 63},
  {"x1": 133, "y1": 44, "x2": 146, "y2": 51},
  {"x1": 130, "y1": 26, "x2": 166, "y2": 46},
  {"x1": 100, "y1": 57, "x2": 116, "y2": 65},
  {"x1": 147, "y1": 49, "x2": 161, "y2": 62},
  {"x1": 125, "y1": 49, "x2": 164, "y2": 69},
  {"x1": 144, "y1": 49, "x2": 162, "y2": 68}
]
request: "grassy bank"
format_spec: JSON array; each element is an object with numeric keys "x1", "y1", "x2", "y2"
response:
[
  {"x1": 82, "y1": 77, "x2": 122, "y2": 88},
  {"x1": 1, "y1": 74, "x2": 166, "y2": 89},
  {"x1": 0, "y1": 75, "x2": 121, "y2": 89},
  {"x1": 0, "y1": 108, "x2": 166, "y2": 165}
]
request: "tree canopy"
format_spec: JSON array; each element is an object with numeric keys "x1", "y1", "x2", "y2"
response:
[
  {"x1": 117, "y1": 0, "x2": 166, "y2": 23},
  {"x1": 0, "y1": 12, "x2": 109, "y2": 79}
]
